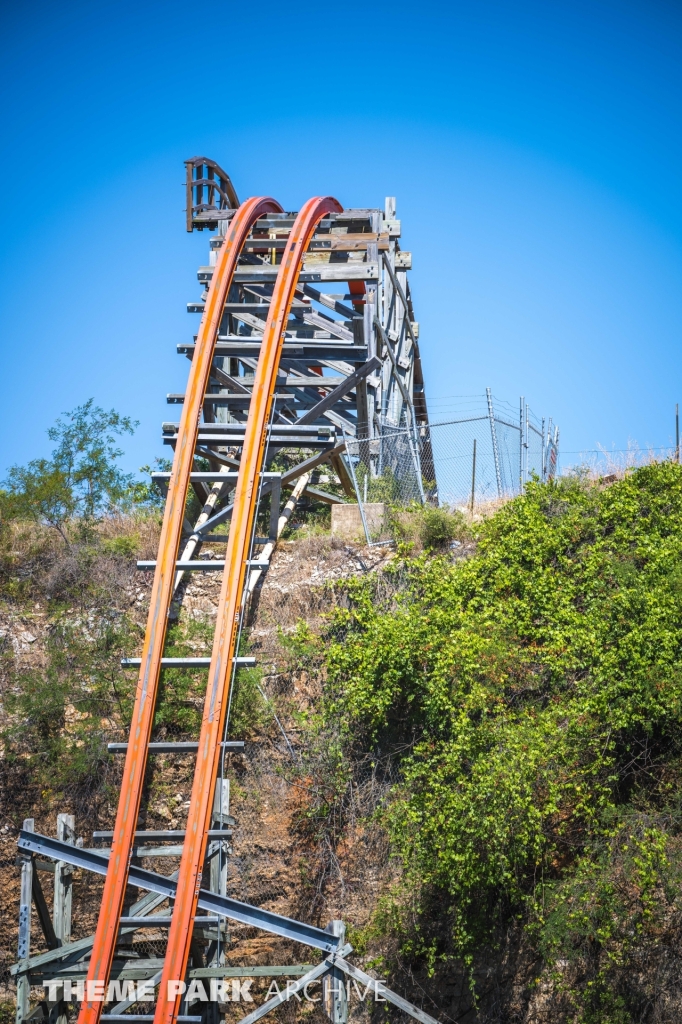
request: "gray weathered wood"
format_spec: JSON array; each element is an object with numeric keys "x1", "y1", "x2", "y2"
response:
[
  {"x1": 323, "y1": 922, "x2": 348, "y2": 1024},
  {"x1": 93, "y1": 830, "x2": 233, "y2": 840},
  {"x1": 16, "y1": 818, "x2": 34, "y2": 1024},
  {"x1": 31, "y1": 870, "x2": 59, "y2": 950},
  {"x1": 301, "y1": 284, "x2": 357, "y2": 320},
  {"x1": 118, "y1": 658, "x2": 252, "y2": 669},
  {"x1": 237, "y1": 945, "x2": 352, "y2": 1024},
  {"x1": 107, "y1": 739, "x2": 246, "y2": 751},
  {"x1": 12, "y1": 879, "x2": 179, "y2": 978},
  {"x1": 268, "y1": 475, "x2": 281, "y2": 541},
  {"x1": 334, "y1": 956, "x2": 440, "y2": 1024},
  {"x1": 53, "y1": 814, "x2": 74, "y2": 946},
  {"x1": 302, "y1": 486, "x2": 345, "y2": 505},
  {"x1": 297, "y1": 357, "x2": 380, "y2": 425}
]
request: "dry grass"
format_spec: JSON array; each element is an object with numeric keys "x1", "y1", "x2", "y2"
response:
[
  {"x1": 570, "y1": 444, "x2": 678, "y2": 483},
  {"x1": 96, "y1": 512, "x2": 161, "y2": 558}
]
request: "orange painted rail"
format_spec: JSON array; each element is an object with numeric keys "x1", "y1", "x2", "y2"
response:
[
  {"x1": 77, "y1": 195, "x2": 283, "y2": 1024},
  {"x1": 154, "y1": 195, "x2": 342, "y2": 1024}
]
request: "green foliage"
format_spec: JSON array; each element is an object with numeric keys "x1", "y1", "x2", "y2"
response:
[
  {"x1": 418, "y1": 503, "x2": 466, "y2": 549},
  {"x1": 313, "y1": 463, "x2": 682, "y2": 1007},
  {"x1": 2, "y1": 399, "x2": 143, "y2": 542},
  {"x1": 0, "y1": 460, "x2": 76, "y2": 542},
  {"x1": 151, "y1": 619, "x2": 265, "y2": 738},
  {"x1": 0, "y1": 1003, "x2": 15, "y2": 1024},
  {"x1": 136, "y1": 457, "x2": 173, "y2": 511},
  {"x1": 101, "y1": 534, "x2": 139, "y2": 557},
  {"x1": 1, "y1": 608, "x2": 267, "y2": 809},
  {"x1": 2, "y1": 613, "x2": 137, "y2": 800}
]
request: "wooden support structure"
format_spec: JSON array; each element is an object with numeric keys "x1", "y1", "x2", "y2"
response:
[
  {"x1": 53, "y1": 815, "x2": 74, "y2": 946},
  {"x1": 13, "y1": 160, "x2": 438, "y2": 1024},
  {"x1": 16, "y1": 819, "x2": 34, "y2": 1024}
]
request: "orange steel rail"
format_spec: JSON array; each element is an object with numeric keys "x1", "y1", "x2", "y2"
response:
[
  {"x1": 154, "y1": 195, "x2": 342, "y2": 1024},
  {"x1": 77, "y1": 195, "x2": 283, "y2": 1024}
]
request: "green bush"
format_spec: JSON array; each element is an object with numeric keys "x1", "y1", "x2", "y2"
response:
[
  {"x1": 419, "y1": 504, "x2": 466, "y2": 549},
  {"x1": 1, "y1": 400, "x2": 162, "y2": 544},
  {"x1": 2, "y1": 614, "x2": 137, "y2": 802},
  {"x1": 313, "y1": 463, "x2": 682, "y2": 1008}
]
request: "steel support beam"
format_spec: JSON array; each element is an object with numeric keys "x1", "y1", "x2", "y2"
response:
[{"x1": 17, "y1": 832, "x2": 340, "y2": 954}]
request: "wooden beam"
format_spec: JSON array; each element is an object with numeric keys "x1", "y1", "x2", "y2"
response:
[
  {"x1": 297, "y1": 357, "x2": 380, "y2": 425},
  {"x1": 16, "y1": 818, "x2": 34, "y2": 1024},
  {"x1": 32, "y1": 869, "x2": 59, "y2": 950},
  {"x1": 53, "y1": 814, "x2": 74, "y2": 946}
]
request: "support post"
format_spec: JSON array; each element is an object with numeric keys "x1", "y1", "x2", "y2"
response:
[
  {"x1": 676, "y1": 403, "x2": 679, "y2": 463},
  {"x1": 525, "y1": 401, "x2": 530, "y2": 480},
  {"x1": 486, "y1": 388, "x2": 502, "y2": 497},
  {"x1": 268, "y1": 476, "x2": 281, "y2": 542},
  {"x1": 470, "y1": 439, "x2": 477, "y2": 514},
  {"x1": 343, "y1": 433, "x2": 372, "y2": 546},
  {"x1": 210, "y1": 780, "x2": 229, "y2": 899},
  {"x1": 205, "y1": 780, "x2": 230, "y2": 978},
  {"x1": 519, "y1": 397, "x2": 525, "y2": 493},
  {"x1": 323, "y1": 921, "x2": 348, "y2": 1024},
  {"x1": 16, "y1": 818, "x2": 34, "y2": 1024},
  {"x1": 53, "y1": 814, "x2": 75, "y2": 945}
]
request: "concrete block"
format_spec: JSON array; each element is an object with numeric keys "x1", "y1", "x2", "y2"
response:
[{"x1": 331, "y1": 503, "x2": 386, "y2": 542}]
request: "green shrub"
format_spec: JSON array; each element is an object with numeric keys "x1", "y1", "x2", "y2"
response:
[
  {"x1": 312, "y1": 463, "x2": 682, "y2": 1007},
  {"x1": 101, "y1": 533, "x2": 139, "y2": 557},
  {"x1": 419, "y1": 504, "x2": 466, "y2": 549},
  {"x1": 2, "y1": 614, "x2": 137, "y2": 801}
]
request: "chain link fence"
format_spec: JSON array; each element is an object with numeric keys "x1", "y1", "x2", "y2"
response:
[{"x1": 342, "y1": 390, "x2": 559, "y2": 543}]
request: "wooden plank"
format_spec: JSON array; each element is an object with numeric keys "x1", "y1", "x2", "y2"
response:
[
  {"x1": 333, "y1": 956, "x2": 440, "y2": 1024},
  {"x1": 323, "y1": 922, "x2": 347, "y2": 1024},
  {"x1": 303, "y1": 486, "x2": 345, "y2": 505},
  {"x1": 93, "y1": 830, "x2": 233, "y2": 840},
  {"x1": 31, "y1": 869, "x2": 59, "y2": 950},
  {"x1": 12, "y1": 884, "x2": 178, "y2": 977},
  {"x1": 297, "y1": 357, "x2": 380, "y2": 425},
  {"x1": 166, "y1": 394, "x2": 294, "y2": 407},
  {"x1": 36, "y1": 964, "x2": 315, "y2": 982},
  {"x1": 179, "y1": 343, "x2": 367, "y2": 361},
  {"x1": 330, "y1": 453, "x2": 355, "y2": 499},
  {"x1": 301, "y1": 284, "x2": 358, "y2": 320},
  {"x1": 221, "y1": 303, "x2": 310, "y2": 312},
  {"x1": 300, "y1": 309, "x2": 354, "y2": 341},
  {"x1": 236, "y1": 946, "x2": 352, "y2": 1024},
  {"x1": 228, "y1": 233, "x2": 389, "y2": 253},
  {"x1": 187, "y1": 264, "x2": 379, "y2": 303},
  {"x1": 16, "y1": 818, "x2": 34, "y2": 1024}
]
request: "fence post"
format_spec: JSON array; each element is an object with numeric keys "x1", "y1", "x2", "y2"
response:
[
  {"x1": 519, "y1": 397, "x2": 525, "y2": 492},
  {"x1": 470, "y1": 439, "x2": 477, "y2": 513},
  {"x1": 525, "y1": 402, "x2": 530, "y2": 482},
  {"x1": 486, "y1": 388, "x2": 503, "y2": 497},
  {"x1": 342, "y1": 431, "x2": 372, "y2": 546},
  {"x1": 676, "y1": 404, "x2": 679, "y2": 463},
  {"x1": 407, "y1": 419, "x2": 426, "y2": 505}
]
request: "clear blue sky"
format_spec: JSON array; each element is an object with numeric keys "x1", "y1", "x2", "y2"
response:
[{"x1": 1, "y1": 0, "x2": 681, "y2": 476}]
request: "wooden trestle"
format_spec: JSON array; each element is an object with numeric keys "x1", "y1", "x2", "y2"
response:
[{"x1": 13, "y1": 158, "x2": 438, "y2": 1024}]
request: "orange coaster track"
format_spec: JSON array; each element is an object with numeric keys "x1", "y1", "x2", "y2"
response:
[
  {"x1": 15, "y1": 165, "x2": 440, "y2": 1024},
  {"x1": 79, "y1": 194, "x2": 290, "y2": 1024}
]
